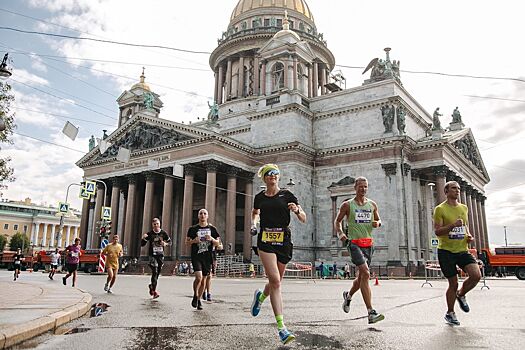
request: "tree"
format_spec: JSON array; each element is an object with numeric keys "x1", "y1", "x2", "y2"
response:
[
  {"x1": 9, "y1": 232, "x2": 29, "y2": 252},
  {"x1": 0, "y1": 234, "x2": 7, "y2": 251},
  {"x1": 0, "y1": 81, "x2": 16, "y2": 196}
]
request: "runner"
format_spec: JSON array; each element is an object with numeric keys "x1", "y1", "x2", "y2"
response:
[
  {"x1": 433, "y1": 180, "x2": 480, "y2": 326},
  {"x1": 186, "y1": 208, "x2": 220, "y2": 310},
  {"x1": 334, "y1": 176, "x2": 385, "y2": 324},
  {"x1": 249, "y1": 164, "x2": 306, "y2": 345},
  {"x1": 63, "y1": 238, "x2": 82, "y2": 287},
  {"x1": 203, "y1": 239, "x2": 222, "y2": 301},
  {"x1": 13, "y1": 248, "x2": 24, "y2": 281},
  {"x1": 102, "y1": 235, "x2": 123, "y2": 293},
  {"x1": 48, "y1": 248, "x2": 61, "y2": 280},
  {"x1": 141, "y1": 218, "x2": 171, "y2": 299}
]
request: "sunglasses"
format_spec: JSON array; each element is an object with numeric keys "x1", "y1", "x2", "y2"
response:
[{"x1": 265, "y1": 169, "x2": 280, "y2": 176}]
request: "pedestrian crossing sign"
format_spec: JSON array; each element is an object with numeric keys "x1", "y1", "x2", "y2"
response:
[
  {"x1": 79, "y1": 186, "x2": 90, "y2": 199},
  {"x1": 85, "y1": 181, "x2": 96, "y2": 195},
  {"x1": 102, "y1": 206, "x2": 111, "y2": 220},
  {"x1": 58, "y1": 202, "x2": 69, "y2": 213},
  {"x1": 431, "y1": 238, "x2": 439, "y2": 248}
]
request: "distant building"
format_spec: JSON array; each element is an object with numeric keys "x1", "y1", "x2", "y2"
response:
[
  {"x1": 0, "y1": 197, "x2": 81, "y2": 250},
  {"x1": 77, "y1": 0, "x2": 489, "y2": 267}
]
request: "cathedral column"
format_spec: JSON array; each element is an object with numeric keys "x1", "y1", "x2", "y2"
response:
[
  {"x1": 225, "y1": 168, "x2": 238, "y2": 255},
  {"x1": 320, "y1": 65, "x2": 326, "y2": 95},
  {"x1": 110, "y1": 178, "x2": 121, "y2": 237},
  {"x1": 312, "y1": 62, "x2": 318, "y2": 97},
  {"x1": 261, "y1": 61, "x2": 266, "y2": 95},
  {"x1": 217, "y1": 64, "x2": 224, "y2": 104},
  {"x1": 253, "y1": 57, "x2": 260, "y2": 96},
  {"x1": 307, "y1": 64, "x2": 313, "y2": 97},
  {"x1": 123, "y1": 175, "x2": 137, "y2": 256},
  {"x1": 180, "y1": 165, "x2": 195, "y2": 257},
  {"x1": 120, "y1": 188, "x2": 128, "y2": 237},
  {"x1": 226, "y1": 59, "x2": 232, "y2": 100},
  {"x1": 470, "y1": 192, "x2": 481, "y2": 250},
  {"x1": 432, "y1": 165, "x2": 447, "y2": 204},
  {"x1": 464, "y1": 186, "x2": 476, "y2": 249},
  {"x1": 214, "y1": 67, "x2": 219, "y2": 103},
  {"x1": 162, "y1": 169, "x2": 174, "y2": 253},
  {"x1": 204, "y1": 160, "x2": 219, "y2": 223},
  {"x1": 283, "y1": 56, "x2": 289, "y2": 89},
  {"x1": 238, "y1": 56, "x2": 244, "y2": 97},
  {"x1": 92, "y1": 184, "x2": 105, "y2": 249},
  {"x1": 331, "y1": 197, "x2": 337, "y2": 237},
  {"x1": 292, "y1": 56, "x2": 298, "y2": 91},
  {"x1": 480, "y1": 196, "x2": 488, "y2": 249},
  {"x1": 476, "y1": 194, "x2": 485, "y2": 249},
  {"x1": 79, "y1": 197, "x2": 90, "y2": 244},
  {"x1": 243, "y1": 175, "x2": 254, "y2": 261},
  {"x1": 459, "y1": 180, "x2": 467, "y2": 205},
  {"x1": 141, "y1": 172, "x2": 156, "y2": 256}
]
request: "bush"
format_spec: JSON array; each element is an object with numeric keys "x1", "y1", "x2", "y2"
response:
[
  {"x1": 0, "y1": 234, "x2": 7, "y2": 251},
  {"x1": 9, "y1": 232, "x2": 30, "y2": 252}
]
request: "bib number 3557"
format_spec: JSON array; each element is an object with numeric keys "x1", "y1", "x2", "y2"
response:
[{"x1": 262, "y1": 229, "x2": 284, "y2": 243}]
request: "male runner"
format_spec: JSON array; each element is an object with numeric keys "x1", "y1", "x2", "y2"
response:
[
  {"x1": 49, "y1": 248, "x2": 61, "y2": 280},
  {"x1": 433, "y1": 181, "x2": 480, "y2": 325},
  {"x1": 13, "y1": 248, "x2": 24, "y2": 281},
  {"x1": 141, "y1": 218, "x2": 171, "y2": 299},
  {"x1": 63, "y1": 238, "x2": 82, "y2": 287},
  {"x1": 102, "y1": 235, "x2": 123, "y2": 293},
  {"x1": 334, "y1": 176, "x2": 384, "y2": 324},
  {"x1": 186, "y1": 208, "x2": 220, "y2": 310}
]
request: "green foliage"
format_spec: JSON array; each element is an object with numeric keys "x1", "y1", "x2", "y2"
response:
[
  {"x1": 0, "y1": 81, "x2": 16, "y2": 194},
  {"x1": 0, "y1": 234, "x2": 7, "y2": 251},
  {"x1": 9, "y1": 232, "x2": 29, "y2": 252}
]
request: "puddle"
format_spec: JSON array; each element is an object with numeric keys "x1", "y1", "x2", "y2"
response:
[
  {"x1": 90, "y1": 302, "x2": 110, "y2": 317},
  {"x1": 294, "y1": 331, "x2": 344, "y2": 349},
  {"x1": 367, "y1": 327, "x2": 383, "y2": 332},
  {"x1": 64, "y1": 327, "x2": 91, "y2": 335},
  {"x1": 125, "y1": 327, "x2": 179, "y2": 350}
]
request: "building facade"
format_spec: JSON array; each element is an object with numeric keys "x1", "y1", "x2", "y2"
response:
[{"x1": 77, "y1": 0, "x2": 490, "y2": 267}]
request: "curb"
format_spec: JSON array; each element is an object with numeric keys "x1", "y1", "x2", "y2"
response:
[{"x1": 0, "y1": 290, "x2": 92, "y2": 349}]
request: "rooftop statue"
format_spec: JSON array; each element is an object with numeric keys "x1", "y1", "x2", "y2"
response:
[
  {"x1": 432, "y1": 108, "x2": 443, "y2": 131},
  {"x1": 143, "y1": 92, "x2": 154, "y2": 110},
  {"x1": 207, "y1": 101, "x2": 219, "y2": 122},
  {"x1": 452, "y1": 107, "x2": 462, "y2": 124},
  {"x1": 363, "y1": 48, "x2": 402, "y2": 85},
  {"x1": 88, "y1": 135, "x2": 95, "y2": 151}
]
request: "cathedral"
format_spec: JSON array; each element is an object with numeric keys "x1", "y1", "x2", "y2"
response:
[{"x1": 77, "y1": 0, "x2": 490, "y2": 269}]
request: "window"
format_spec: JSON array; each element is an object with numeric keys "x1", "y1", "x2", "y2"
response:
[
  {"x1": 13, "y1": 224, "x2": 18, "y2": 231},
  {"x1": 272, "y1": 62, "x2": 285, "y2": 92},
  {"x1": 23, "y1": 225, "x2": 28, "y2": 233},
  {"x1": 264, "y1": 18, "x2": 270, "y2": 27},
  {"x1": 276, "y1": 19, "x2": 282, "y2": 28},
  {"x1": 3, "y1": 224, "x2": 8, "y2": 230}
]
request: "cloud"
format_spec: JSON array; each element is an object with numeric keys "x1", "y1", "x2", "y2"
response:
[{"x1": 12, "y1": 69, "x2": 49, "y2": 86}]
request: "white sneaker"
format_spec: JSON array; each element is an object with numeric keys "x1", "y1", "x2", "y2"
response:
[
  {"x1": 342, "y1": 291, "x2": 351, "y2": 313},
  {"x1": 104, "y1": 283, "x2": 109, "y2": 292}
]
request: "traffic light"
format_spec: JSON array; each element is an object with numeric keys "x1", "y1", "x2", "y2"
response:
[
  {"x1": 105, "y1": 221, "x2": 112, "y2": 236},
  {"x1": 100, "y1": 225, "x2": 106, "y2": 237},
  {"x1": 95, "y1": 221, "x2": 101, "y2": 234}
]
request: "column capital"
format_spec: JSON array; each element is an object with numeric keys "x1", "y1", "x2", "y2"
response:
[
  {"x1": 480, "y1": 195, "x2": 487, "y2": 204},
  {"x1": 226, "y1": 166, "x2": 241, "y2": 177},
  {"x1": 432, "y1": 165, "x2": 448, "y2": 177},
  {"x1": 184, "y1": 164, "x2": 196, "y2": 176},
  {"x1": 126, "y1": 174, "x2": 138, "y2": 184},
  {"x1": 402, "y1": 163, "x2": 411, "y2": 176},
  {"x1": 143, "y1": 171, "x2": 157, "y2": 182},
  {"x1": 110, "y1": 177, "x2": 123, "y2": 188},
  {"x1": 239, "y1": 171, "x2": 256, "y2": 181},
  {"x1": 159, "y1": 167, "x2": 173, "y2": 176},
  {"x1": 464, "y1": 185, "x2": 474, "y2": 195},
  {"x1": 203, "y1": 159, "x2": 221, "y2": 172},
  {"x1": 410, "y1": 168, "x2": 421, "y2": 179},
  {"x1": 381, "y1": 163, "x2": 397, "y2": 176}
]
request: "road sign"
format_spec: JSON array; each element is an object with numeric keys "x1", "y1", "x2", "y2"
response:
[
  {"x1": 79, "y1": 187, "x2": 90, "y2": 200},
  {"x1": 85, "y1": 181, "x2": 96, "y2": 194},
  {"x1": 431, "y1": 238, "x2": 439, "y2": 248},
  {"x1": 58, "y1": 202, "x2": 69, "y2": 213},
  {"x1": 102, "y1": 206, "x2": 111, "y2": 220}
]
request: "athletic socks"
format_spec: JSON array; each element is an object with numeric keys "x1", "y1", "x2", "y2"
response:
[
  {"x1": 276, "y1": 315, "x2": 285, "y2": 330},
  {"x1": 258, "y1": 292, "x2": 268, "y2": 303}
]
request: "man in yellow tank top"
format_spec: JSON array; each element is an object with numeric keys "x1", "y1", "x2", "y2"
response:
[
  {"x1": 433, "y1": 181, "x2": 481, "y2": 326},
  {"x1": 334, "y1": 176, "x2": 384, "y2": 324}
]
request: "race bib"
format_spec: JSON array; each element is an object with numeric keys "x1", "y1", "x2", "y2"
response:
[
  {"x1": 153, "y1": 246, "x2": 164, "y2": 255},
  {"x1": 262, "y1": 228, "x2": 284, "y2": 244},
  {"x1": 14, "y1": 261, "x2": 21, "y2": 265},
  {"x1": 71, "y1": 252, "x2": 79, "y2": 257},
  {"x1": 198, "y1": 228, "x2": 211, "y2": 241},
  {"x1": 449, "y1": 226, "x2": 466, "y2": 240},
  {"x1": 355, "y1": 209, "x2": 372, "y2": 223}
]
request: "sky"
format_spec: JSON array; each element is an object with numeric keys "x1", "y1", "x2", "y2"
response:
[{"x1": 0, "y1": 0, "x2": 524, "y2": 247}]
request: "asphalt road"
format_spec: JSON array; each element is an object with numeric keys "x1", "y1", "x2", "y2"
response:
[{"x1": 8, "y1": 271, "x2": 525, "y2": 350}]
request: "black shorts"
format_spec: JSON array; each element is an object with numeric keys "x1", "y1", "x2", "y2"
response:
[
  {"x1": 66, "y1": 263, "x2": 78, "y2": 273},
  {"x1": 51, "y1": 264, "x2": 58, "y2": 269},
  {"x1": 438, "y1": 249, "x2": 477, "y2": 278},
  {"x1": 257, "y1": 241, "x2": 293, "y2": 265},
  {"x1": 348, "y1": 243, "x2": 373, "y2": 267},
  {"x1": 192, "y1": 254, "x2": 212, "y2": 276}
]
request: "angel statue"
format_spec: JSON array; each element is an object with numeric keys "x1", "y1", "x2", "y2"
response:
[{"x1": 207, "y1": 101, "x2": 219, "y2": 122}]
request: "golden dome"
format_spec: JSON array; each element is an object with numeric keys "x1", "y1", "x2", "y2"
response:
[
  {"x1": 230, "y1": 0, "x2": 314, "y2": 23},
  {"x1": 131, "y1": 69, "x2": 151, "y2": 91}
]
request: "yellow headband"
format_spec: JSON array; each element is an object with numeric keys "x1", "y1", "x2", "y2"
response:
[{"x1": 257, "y1": 164, "x2": 279, "y2": 178}]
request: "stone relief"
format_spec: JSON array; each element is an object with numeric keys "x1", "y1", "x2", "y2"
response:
[
  {"x1": 454, "y1": 136, "x2": 483, "y2": 170},
  {"x1": 96, "y1": 122, "x2": 192, "y2": 160},
  {"x1": 396, "y1": 105, "x2": 406, "y2": 134},
  {"x1": 381, "y1": 105, "x2": 395, "y2": 133},
  {"x1": 328, "y1": 176, "x2": 356, "y2": 188}
]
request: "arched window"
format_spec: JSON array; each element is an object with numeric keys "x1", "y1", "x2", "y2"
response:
[{"x1": 272, "y1": 62, "x2": 284, "y2": 92}]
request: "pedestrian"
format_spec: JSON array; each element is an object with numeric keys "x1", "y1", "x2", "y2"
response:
[
  {"x1": 186, "y1": 208, "x2": 220, "y2": 310},
  {"x1": 48, "y1": 248, "x2": 61, "y2": 280},
  {"x1": 102, "y1": 235, "x2": 123, "y2": 293},
  {"x1": 13, "y1": 248, "x2": 24, "y2": 281},
  {"x1": 343, "y1": 263, "x2": 350, "y2": 279},
  {"x1": 433, "y1": 181, "x2": 480, "y2": 326},
  {"x1": 63, "y1": 238, "x2": 82, "y2": 287},
  {"x1": 332, "y1": 262, "x2": 338, "y2": 279},
  {"x1": 141, "y1": 218, "x2": 171, "y2": 299},
  {"x1": 249, "y1": 263, "x2": 256, "y2": 278},
  {"x1": 335, "y1": 176, "x2": 385, "y2": 324},
  {"x1": 249, "y1": 164, "x2": 306, "y2": 345}
]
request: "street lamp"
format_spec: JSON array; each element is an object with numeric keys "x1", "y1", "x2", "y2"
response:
[
  {"x1": 504, "y1": 226, "x2": 508, "y2": 247},
  {"x1": 55, "y1": 183, "x2": 81, "y2": 248},
  {"x1": 0, "y1": 53, "x2": 12, "y2": 79}
]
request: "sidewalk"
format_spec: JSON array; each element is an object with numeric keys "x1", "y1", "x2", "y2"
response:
[{"x1": 0, "y1": 277, "x2": 92, "y2": 349}]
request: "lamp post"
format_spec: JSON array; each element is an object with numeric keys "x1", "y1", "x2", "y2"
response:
[
  {"x1": 504, "y1": 226, "x2": 508, "y2": 247},
  {"x1": 55, "y1": 183, "x2": 81, "y2": 247}
]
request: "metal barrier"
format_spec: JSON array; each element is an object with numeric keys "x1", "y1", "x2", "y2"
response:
[
  {"x1": 422, "y1": 260, "x2": 443, "y2": 287},
  {"x1": 285, "y1": 262, "x2": 313, "y2": 279}
]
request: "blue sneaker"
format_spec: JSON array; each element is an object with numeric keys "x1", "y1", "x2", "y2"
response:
[
  {"x1": 278, "y1": 328, "x2": 296, "y2": 345},
  {"x1": 250, "y1": 289, "x2": 263, "y2": 317}
]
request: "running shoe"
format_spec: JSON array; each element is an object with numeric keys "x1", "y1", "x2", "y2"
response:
[
  {"x1": 104, "y1": 283, "x2": 109, "y2": 292},
  {"x1": 368, "y1": 309, "x2": 385, "y2": 324},
  {"x1": 191, "y1": 296, "x2": 198, "y2": 308},
  {"x1": 107, "y1": 289, "x2": 112, "y2": 294},
  {"x1": 153, "y1": 291, "x2": 160, "y2": 299},
  {"x1": 197, "y1": 300, "x2": 203, "y2": 310},
  {"x1": 148, "y1": 284, "x2": 154, "y2": 296},
  {"x1": 342, "y1": 291, "x2": 351, "y2": 313},
  {"x1": 278, "y1": 328, "x2": 296, "y2": 345},
  {"x1": 444, "y1": 312, "x2": 460, "y2": 326},
  {"x1": 62, "y1": 276, "x2": 67, "y2": 286},
  {"x1": 206, "y1": 293, "x2": 212, "y2": 301},
  {"x1": 456, "y1": 293, "x2": 470, "y2": 313},
  {"x1": 49, "y1": 274, "x2": 52, "y2": 280},
  {"x1": 250, "y1": 289, "x2": 263, "y2": 317}
]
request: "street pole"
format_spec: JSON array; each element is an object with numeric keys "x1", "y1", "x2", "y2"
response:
[
  {"x1": 504, "y1": 226, "x2": 508, "y2": 247},
  {"x1": 85, "y1": 178, "x2": 108, "y2": 249},
  {"x1": 56, "y1": 183, "x2": 81, "y2": 248}
]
